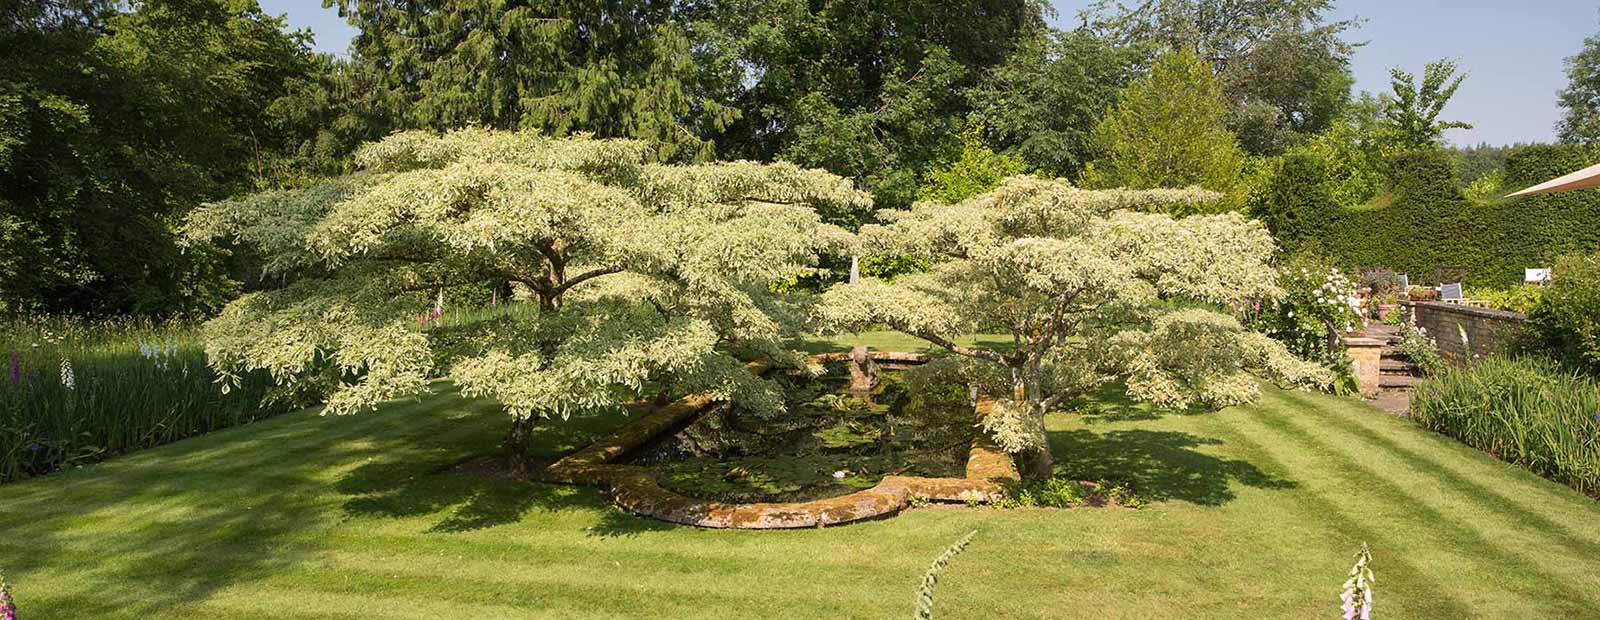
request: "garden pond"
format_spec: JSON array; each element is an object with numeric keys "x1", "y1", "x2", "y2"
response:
[{"x1": 625, "y1": 360, "x2": 975, "y2": 503}]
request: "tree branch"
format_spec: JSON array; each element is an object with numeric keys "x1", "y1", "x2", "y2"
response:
[
  {"x1": 900, "y1": 327, "x2": 1007, "y2": 364},
  {"x1": 551, "y1": 266, "x2": 622, "y2": 297}
]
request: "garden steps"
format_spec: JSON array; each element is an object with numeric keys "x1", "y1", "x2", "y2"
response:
[
  {"x1": 1364, "y1": 324, "x2": 1425, "y2": 415},
  {"x1": 1380, "y1": 359, "x2": 1419, "y2": 374},
  {"x1": 1379, "y1": 374, "x2": 1421, "y2": 389}
]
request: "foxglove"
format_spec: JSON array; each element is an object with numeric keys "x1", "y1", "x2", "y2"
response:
[
  {"x1": 1340, "y1": 543, "x2": 1375, "y2": 620},
  {"x1": 59, "y1": 357, "x2": 74, "y2": 390},
  {"x1": 0, "y1": 572, "x2": 16, "y2": 620}
]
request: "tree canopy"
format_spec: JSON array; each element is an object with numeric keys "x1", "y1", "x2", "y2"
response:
[
  {"x1": 817, "y1": 176, "x2": 1330, "y2": 477},
  {"x1": 1382, "y1": 59, "x2": 1471, "y2": 151},
  {"x1": 1558, "y1": 20, "x2": 1600, "y2": 144},
  {"x1": 184, "y1": 129, "x2": 869, "y2": 466},
  {"x1": 1083, "y1": 0, "x2": 1359, "y2": 154},
  {"x1": 0, "y1": 0, "x2": 315, "y2": 315},
  {"x1": 1083, "y1": 49, "x2": 1246, "y2": 208}
]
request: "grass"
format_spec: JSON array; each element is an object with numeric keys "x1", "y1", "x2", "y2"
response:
[{"x1": 1, "y1": 346, "x2": 1598, "y2": 617}]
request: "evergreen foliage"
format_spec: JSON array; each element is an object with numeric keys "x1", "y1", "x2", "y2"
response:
[
  {"x1": 1082, "y1": 0, "x2": 1359, "y2": 154},
  {"x1": 965, "y1": 29, "x2": 1140, "y2": 178},
  {"x1": 319, "y1": 0, "x2": 737, "y2": 163},
  {"x1": 1084, "y1": 49, "x2": 1246, "y2": 209},
  {"x1": 1258, "y1": 144, "x2": 1600, "y2": 288}
]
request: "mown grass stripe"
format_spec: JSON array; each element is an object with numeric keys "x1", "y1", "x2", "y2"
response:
[
  {"x1": 1243, "y1": 391, "x2": 1600, "y2": 615},
  {"x1": 1185, "y1": 404, "x2": 1478, "y2": 618},
  {"x1": 1274, "y1": 389, "x2": 1600, "y2": 558},
  {"x1": 1306, "y1": 387, "x2": 1600, "y2": 512}
]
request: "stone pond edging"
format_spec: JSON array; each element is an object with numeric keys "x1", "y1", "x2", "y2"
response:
[{"x1": 543, "y1": 352, "x2": 1021, "y2": 529}]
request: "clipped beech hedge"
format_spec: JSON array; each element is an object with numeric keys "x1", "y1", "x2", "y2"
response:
[{"x1": 1257, "y1": 144, "x2": 1600, "y2": 287}]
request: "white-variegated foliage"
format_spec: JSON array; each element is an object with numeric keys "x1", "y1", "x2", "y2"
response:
[
  {"x1": 185, "y1": 129, "x2": 868, "y2": 420},
  {"x1": 817, "y1": 177, "x2": 1331, "y2": 470}
]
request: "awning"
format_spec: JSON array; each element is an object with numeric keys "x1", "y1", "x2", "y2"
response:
[{"x1": 1506, "y1": 161, "x2": 1600, "y2": 197}]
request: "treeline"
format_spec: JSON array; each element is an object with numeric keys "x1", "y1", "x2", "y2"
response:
[{"x1": 10, "y1": 0, "x2": 1581, "y2": 317}]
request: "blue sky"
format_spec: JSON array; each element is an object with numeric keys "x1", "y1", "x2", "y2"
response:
[{"x1": 260, "y1": 0, "x2": 1600, "y2": 146}]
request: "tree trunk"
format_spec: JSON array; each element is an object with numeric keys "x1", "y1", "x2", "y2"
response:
[
  {"x1": 502, "y1": 415, "x2": 535, "y2": 475},
  {"x1": 1011, "y1": 365, "x2": 1055, "y2": 480}
]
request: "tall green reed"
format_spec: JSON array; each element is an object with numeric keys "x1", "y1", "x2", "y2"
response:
[
  {"x1": 1410, "y1": 357, "x2": 1600, "y2": 497},
  {"x1": 0, "y1": 316, "x2": 284, "y2": 483}
]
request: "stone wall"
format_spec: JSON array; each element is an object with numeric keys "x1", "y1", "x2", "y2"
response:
[{"x1": 1406, "y1": 301, "x2": 1526, "y2": 364}]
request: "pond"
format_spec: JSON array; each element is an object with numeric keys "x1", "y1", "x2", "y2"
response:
[{"x1": 624, "y1": 360, "x2": 975, "y2": 503}]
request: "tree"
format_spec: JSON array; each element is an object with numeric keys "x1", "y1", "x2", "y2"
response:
[
  {"x1": 318, "y1": 0, "x2": 738, "y2": 163},
  {"x1": 1083, "y1": 0, "x2": 1360, "y2": 154},
  {"x1": 965, "y1": 28, "x2": 1141, "y2": 178},
  {"x1": 918, "y1": 127, "x2": 1026, "y2": 204},
  {"x1": 1292, "y1": 92, "x2": 1393, "y2": 206},
  {"x1": 0, "y1": 0, "x2": 314, "y2": 315},
  {"x1": 712, "y1": 0, "x2": 1045, "y2": 209},
  {"x1": 817, "y1": 177, "x2": 1330, "y2": 478},
  {"x1": 1557, "y1": 20, "x2": 1600, "y2": 144},
  {"x1": 183, "y1": 129, "x2": 870, "y2": 470},
  {"x1": 1083, "y1": 49, "x2": 1246, "y2": 209},
  {"x1": 1382, "y1": 59, "x2": 1471, "y2": 151}
]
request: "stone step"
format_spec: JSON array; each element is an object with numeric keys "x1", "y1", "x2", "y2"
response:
[
  {"x1": 1380, "y1": 359, "x2": 1419, "y2": 373},
  {"x1": 1380, "y1": 375, "x2": 1422, "y2": 389}
]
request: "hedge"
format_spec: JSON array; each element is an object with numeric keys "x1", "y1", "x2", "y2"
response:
[{"x1": 1256, "y1": 144, "x2": 1600, "y2": 287}]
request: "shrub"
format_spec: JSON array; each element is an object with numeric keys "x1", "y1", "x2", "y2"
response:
[
  {"x1": 1237, "y1": 252, "x2": 1364, "y2": 367},
  {"x1": 995, "y1": 478, "x2": 1145, "y2": 509},
  {"x1": 1464, "y1": 285, "x2": 1542, "y2": 314},
  {"x1": 1525, "y1": 252, "x2": 1600, "y2": 377},
  {"x1": 1410, "y1": 357, "x2": 1600, "y2": 496},
  {"x1": 1395, "y1": 324, "x2": 1445, "y2": 377},
  {"x1": 1302, "y1": 144, "x2": 1600, "y2": 288},
  {"x1": 1250, "y1": 151, "x2": 1340, "y2": 250}
]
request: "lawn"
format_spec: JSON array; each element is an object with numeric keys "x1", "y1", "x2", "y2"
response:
[{"x1": 3, "y1": 371, "x2": 1599, "y2": 618}]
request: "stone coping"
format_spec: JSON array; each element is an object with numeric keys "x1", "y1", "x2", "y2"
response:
[
  {"x1": 1402, "y1": 300, "x2": 1528, "y2": 321},
  {"x1": 544, "y1": 352, "x2": 1019, "y2": 529}
]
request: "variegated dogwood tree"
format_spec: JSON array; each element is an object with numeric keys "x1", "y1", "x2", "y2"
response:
[
  {"x1": 184, "y1": 129, "x2": 868, "y2": 470},
  {"x1": 818, "y1": 177, "x2": 1330, "y2": 478}
]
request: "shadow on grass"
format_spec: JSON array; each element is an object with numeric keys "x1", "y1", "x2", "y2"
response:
[
  {"x1": 584, "y1": 505, "x2": 687, "y2": 538},
  {"x1": 1050, "y1": 428, "x2": 1295, "y2": 506},
  {"x1": 1065, "y1": 383, "x2": 1213, "y2": 424},
  {"x1": 335, "y1": 413, "x2": 630, "y2": 534}
]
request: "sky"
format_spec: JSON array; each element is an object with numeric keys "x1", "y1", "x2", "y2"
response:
[{"x1": 259, "y1": 0, "x2": 1600, "y2": 146}]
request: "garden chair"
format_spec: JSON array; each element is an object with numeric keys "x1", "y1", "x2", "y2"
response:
[
  {"x1": 1526, "y1": 268, "x2": 1552, "y2": 284},
  {"x1": 1439, "y1": 282, "x2": 1465, "y2": 304}
]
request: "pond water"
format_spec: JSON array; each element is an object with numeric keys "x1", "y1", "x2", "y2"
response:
[{"x1": 624, "y1": 361, "x2": 974, "y2": 503}]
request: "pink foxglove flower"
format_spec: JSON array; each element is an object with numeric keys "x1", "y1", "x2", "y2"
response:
[
  {"x1": 1340, "y1": 543, "x2": 1375, "y2": 620},
  {"x1": 0, "y1": 572, "x2": 17, "y2": 620}
]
